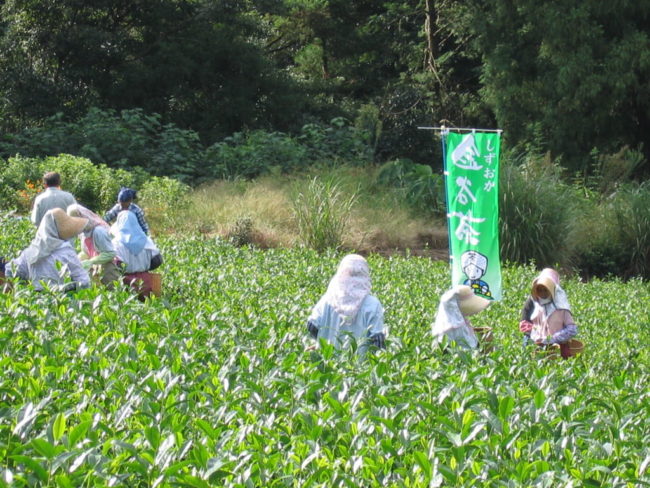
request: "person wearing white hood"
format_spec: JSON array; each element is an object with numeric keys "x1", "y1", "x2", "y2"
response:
[
  {"x1": 4, "y1": 208, "x2": 90, "y2": 292},
  {"x1": 306, "y1": 254, "x2": 386, "y2": 353},
  {"x1": 519, "y1": 268, "x2": 577, "y2": 354},
  {"x1": 432, "y1": 284, "x2": 491, "y2": 349},
  {"x1": 110, "y1": 210, "x2": 162, "y2": 273}
]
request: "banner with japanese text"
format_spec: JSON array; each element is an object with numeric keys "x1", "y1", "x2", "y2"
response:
[{"x1": 443, "y1": 131, "x2": 502, "y2": 300}]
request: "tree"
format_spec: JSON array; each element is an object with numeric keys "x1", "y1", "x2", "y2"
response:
[
  {"x1": 0, "y1": 0, "x2": 305, "y2": 141},
  {"x1": 459, "y1": 1, "x2": 650, "y2": 173}
]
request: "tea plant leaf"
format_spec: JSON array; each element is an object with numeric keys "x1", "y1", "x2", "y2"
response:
[{"x1": 52, "y1": 413, "x2": 66, "y2": 442}]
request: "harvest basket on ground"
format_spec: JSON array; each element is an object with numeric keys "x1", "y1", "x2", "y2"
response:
[
  {"x1": 123, "y1": 272, "x2": 162, "y2": 300},
  {"x1": 535, "y1": 339, "x2": 584, "y2": 360},
  {"x1": 473, "y1": 326, "x2": 494, "y2": 353}
]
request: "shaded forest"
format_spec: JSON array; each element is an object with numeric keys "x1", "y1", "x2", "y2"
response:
[{"x1": 1, "y1": 0, "x2": 649, "y2": 176}]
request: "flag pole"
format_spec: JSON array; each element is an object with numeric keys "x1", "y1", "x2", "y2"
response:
[
  {"x1": 440, "y1": 128, "x2": 454, "y2": 278},
  {"x1": 418, "y1": 126, "x2": 503, "y2": 134}
]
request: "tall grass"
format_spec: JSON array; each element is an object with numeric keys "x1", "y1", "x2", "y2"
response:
[
  {"x1": 613, "y1": 183, "x2": 650, "y2": 277},
  {"x1": 499, "y1": 156, "x2": 574, "y2": 267},
  {"x1": 152, "y1": 167, "x2": 442, "y2": 253},
  {"x1": 291, "y1": 176, "x2": 357, "y2": 252}
]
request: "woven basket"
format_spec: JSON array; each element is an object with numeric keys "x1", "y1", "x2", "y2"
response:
[
  {"x1": 123, "y1": 272, "x2": 162, "y2": 300},
  {"x1": 473, "y1": 326, "x2": 494, "y2": 353},
  {"x1": 535, "y1": 339, "x2": 584, "y2": 360},
  {"x1": 149, "y1": 273, "x2": 162, "y2": 296},
  {"x1": 564, "y1": 339, "x2": 584, "y2": 358}
]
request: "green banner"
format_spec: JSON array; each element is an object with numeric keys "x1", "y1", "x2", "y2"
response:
[{"x1": 443, "y1": 131, "x2": 502, "y2": 300}]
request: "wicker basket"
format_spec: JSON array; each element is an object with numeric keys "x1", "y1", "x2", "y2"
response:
[
  {"x1": 535, "y1": 339, "x2": 584, "y2": 360},
  {"x1": 149, "y1": 273, "x2": 162, "y2": 297},
  {"x1": 563, "y1": 339, "x2": 584, "y2": 357},
  {"x1": 473, "y1": 326, "x2": 494, "y2": 353},
  {"x1": 123, "y1": 271, "x2": 162, "y2": 300}
]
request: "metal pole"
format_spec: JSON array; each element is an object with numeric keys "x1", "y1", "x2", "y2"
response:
[{"x1": 417, "y1": 126, "x2": 503, "y2": 133}]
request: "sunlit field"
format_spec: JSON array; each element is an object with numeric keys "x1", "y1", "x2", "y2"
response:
[{"x1": 1, "y1": 215, "x2": 649, "y2": 487}]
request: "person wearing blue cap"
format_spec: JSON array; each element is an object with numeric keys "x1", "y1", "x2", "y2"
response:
[{"x1": 103, "y1": 187, "x2": 149, "y2": 235}]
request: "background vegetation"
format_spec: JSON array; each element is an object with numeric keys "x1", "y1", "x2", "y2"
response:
[{"x1": 1, "y1": 0, "x2": 649, "y2": 279}]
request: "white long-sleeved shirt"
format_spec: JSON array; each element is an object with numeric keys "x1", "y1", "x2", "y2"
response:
[
  {"x1": 308, "y1": 294, "x2": 384, "y2": 353},
  {"x1": 7, "y1": 241, "x2": 90, "y2": 291}
]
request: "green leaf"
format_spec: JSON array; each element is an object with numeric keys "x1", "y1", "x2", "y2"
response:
[
  {"x1": 68, "y1": 421, "x2": 91, "y2": 448},
  {"x1": 498, "y1": 396, "x2": 515, "y2": 420},
  {"x1": 533, "y1": 389, "x2": 546, "y2": 409},
  {"x1": 52, "y1": 413, "x2": 66, "y2": 442},
  {"x1": 10, "y1": 455, "x2": 48, "y2": 481},
  {"x1": 413, "y1": 451, "x2": 432, "y2": 479},
  {"x1": 31, "y1": 438, "x2": 56, "y2": 459}
]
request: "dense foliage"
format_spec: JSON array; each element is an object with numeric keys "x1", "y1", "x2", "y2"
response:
[
  {"x1": 3, "y1": 1, "x2": 648, "y2": 174},
  {"x1": 0, "y1": 0, "x2": 303, "y2": 141},
  {"x1": 0, "y1": 111, "x2": 372, "y2": 182},
  {"x1": 0, "y1": 154, "x2": 187, "y2": 215},
  {"x1": 0, "y1": 215, "x2": 648, "y2": 486},
  {"x1": 458, "y1": 1, "x2": 650, "y2": 171}
]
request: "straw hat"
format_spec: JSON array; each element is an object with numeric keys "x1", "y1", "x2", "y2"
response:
[
  {"x1": 531, "y1": 274, "x2": 556, "y2": 300},
  {"x1": 539, "y1": 268, "x2": 560, "y2": 285},
  {"x1": 455, "y1": 285, "x2": 491, "y2": 316},
  {"x1": 50, "y1": 208, "x2": 88, "y2": 240}
]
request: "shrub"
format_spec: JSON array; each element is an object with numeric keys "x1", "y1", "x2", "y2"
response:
[
  {"x1": 298, "y1": 117, "x2": 373, "y2": 166},
  {"x1": 138, "y1": 176, "x2": 191, "y2": 233},
  {"x1": 0, "y1": 154, "x2": 147, "y2": 213},
  {"x1": 613, "y1": 183, "x2": 650, "y2": 278},
  {"x1": 0, "y1": 212, "x2": 33, "y2": 259},
  {"x1": 376, "y1": 158, "x2": 445, "y2": 215},
  {"x1": 0, "y1": 108, "x2": 205, "y2": 182},
  {"x1": 227, "y1": 216, "x2": 255, "y2": 247},
  {"x1": 205, "y1": 130, "x2": 307, "y2": 179},
  {"x1": 292, "y1": 176, "x2": 357, "y2": 252}
]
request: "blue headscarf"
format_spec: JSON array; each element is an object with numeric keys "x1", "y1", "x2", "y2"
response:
[
  {"x1": 118, "y1": 187, "x2": 137, "y2": 203},
  {"x1": 111, "y1": 210, "x2": 147, "y2": 255}
]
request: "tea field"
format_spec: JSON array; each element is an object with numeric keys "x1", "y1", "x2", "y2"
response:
[{"x1": 0, "y1": 215, "x2": 649, "y2": 487}]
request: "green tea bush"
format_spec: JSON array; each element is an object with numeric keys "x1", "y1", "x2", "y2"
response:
[
  {"x1": 292, "y1": 176, "x2": 357, "y2": 252},
  {"x1": 0, "y1": 220, "x2": 648, "y2": 486},
  {"x1": 499, "y1": 156, "x2": 574, "y2": 267},
  {"x1": 0, "y1": 154, "x2": 147, "y2": 212}
]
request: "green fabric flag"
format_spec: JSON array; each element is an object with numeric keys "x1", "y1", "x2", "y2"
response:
[{"x1": 443, "y1": 131, "x2": 502, "y2": 300}]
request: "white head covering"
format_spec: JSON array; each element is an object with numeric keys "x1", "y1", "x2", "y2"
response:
[
  {"x1": 111, "y1": 210, "x2": 147, "y2": 255},
  {"x1": 432, "y1": 287, "x2": 466, "y2": 336},
  {"x1": 530, "y1": 269, "x2": 571, "y2": 320},
  {"x1": 67, "y1": 204, "x2": 109, "y2": 233},
  {"x1": 324, "y1": 254, "x2": 371, "y2": 325},
  {"x1": 22, "y1": 211, "x2": 66, "y2": 265},
  {"x1": 431, "y1": 285, "x2": 480, "y2": 347}
]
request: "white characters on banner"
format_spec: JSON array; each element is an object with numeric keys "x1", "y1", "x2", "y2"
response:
[
  {"x1": 454, "y1": 176, "x2": 477, "y2": 205},
  {"x1": 448, "y1": 211, "x2": 485, "y2": 246},
  {"x1": 450, "y1": 134, "x2": 482, "y2": 170},
  {"x1": 448, "y1": 133, "x2": 498, "y2": 247}
]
